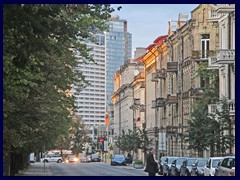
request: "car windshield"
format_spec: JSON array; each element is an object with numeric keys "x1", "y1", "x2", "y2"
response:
[
  {"x1": 176, "y1": 158, "x2": 185, "y2": 164},
  {"x1": 92, "y1": 154, "x2": 99, "y2": 158},
  {"x1": 187, "y1": 159, "x2": 197, "y2": 165},
  {"x1": 198, "y1": 160, "x2": 207, "y2": 167},
  {"x1": 212, "y1": 159, "x2": 222, "y2": 167},
  {"x1": 114, "y1": 155, "x2": 125, "y2": 160},
  {"x1": 168, "y1": 158, "x2": 175, "y2": 164}
]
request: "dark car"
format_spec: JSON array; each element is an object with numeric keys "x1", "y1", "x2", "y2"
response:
[
  {"x1": 111, "y1": 154, "x2": 126, "y2": 166},
  {"x1": 91, "y1": 154, "x2": 101, "y2": 162},
  {"x1": 163, "y1": 157, "x2": 177, "y2": 176},
  {"x1": 180, "y1": 157, "x2": 197, "y2": 176},
  {"x1": 215, "y1": 156, "x2": 235, "y2": 176},
  {"x1": 171, "y1": 157, "x2": 186, "y2": 176},
  {"x1": 191, "y1": 158, "x2": 208, "y2": 176},
  {"x1": 158, "y1": 156, "x2": 167, "y2": 175}
]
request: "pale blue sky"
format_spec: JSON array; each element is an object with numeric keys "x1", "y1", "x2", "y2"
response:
[{"x1": 111, "y1": 4, "x2": 199, "y2": 57}]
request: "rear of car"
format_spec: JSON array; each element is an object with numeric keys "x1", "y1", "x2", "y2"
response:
[
  {"x1": 163, "y1": 157, "x2": 177, "y2": 176},
  {"x1": 91, "y1": 154, "x2": 101, "y2": 162},
  {"x1": 215, "y1": 156, "x2": 235, "y2": 176},
  {"x1": 111, "y1": 154, "x2": 126, "y2": 166},
  {"x1": 204, "y1": 157, "x2": 223, "y2": 176},
  {"x1": 191, "y1": 158, "x2": 208, "y2": 176},
  {"x1": 158, "y1": 156, "x2": 167, "y2": 175},
  {"x1": 171, "y1": 157, "x2": 186, "y2": 176},
  {"x1": 180, "y1": 157, "x2": 197, "y2": 176}
]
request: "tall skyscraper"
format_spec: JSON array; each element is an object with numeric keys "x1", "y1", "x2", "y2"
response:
[
  {"x1": 73, "y1": 15, "x2": 132, "y2": 140},
  {"x1": 73, "y1": 31, "x2": 106, "y2": 139},
  {"x1": 105, "y1": 15, "x2": 132, "y2": 105}
]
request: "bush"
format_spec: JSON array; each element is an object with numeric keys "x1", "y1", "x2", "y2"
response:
[{"x1": 134, "y1": 160, "x2": 143, "y2": 164}]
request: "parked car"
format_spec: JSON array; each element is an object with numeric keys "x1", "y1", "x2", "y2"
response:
[
  {"x1": 110, "y1": 154, "x2": 126, "y2": 166},
  {"x1": 162, "y1": 157, "x2": 177, "y2": 176},
  {"x1": 65, "y1": 154, "x2": 79, "y2": 163},
  {"x1": 191, "y1": 158, "x2": 208, "y2": 176},
  {"x1": 171, "y1": 157, "x2": 186, "y2": 176},
  {"x1": 42, "y1": 154, "x2": 63, "y2": 163},
  {"x1": 125, "y1": 156, "x2": 133, "y2": 165},
  {"x1": 158, "y1": 156, "x2": 167, "y2": 175},
  {"x1": 91, "y1": 153, "x2": 101, "y2": 162},
  {"x1": 215, "y1": 156, "x2": 235, "y2": 176},
  {"x1": 180, "y1": 157, "x2": 198, "y2": 176},
  {"x1": 204, "y1": 157, "x2": 223, "y2": 176}
]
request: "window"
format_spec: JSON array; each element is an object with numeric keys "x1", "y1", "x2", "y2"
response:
[{"x1": 201, "y1": 34, "x2": 210, "y2": 58}]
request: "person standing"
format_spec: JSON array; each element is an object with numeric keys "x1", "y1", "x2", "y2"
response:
[{"x1": 145, "y1": 147, "x2": 158, "y2": 176}]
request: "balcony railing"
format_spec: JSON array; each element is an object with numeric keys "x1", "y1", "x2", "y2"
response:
[
  {"x1": 208, "y1": 100, "x2": 235, "y2": 117},
  {"x1": 166, "y1": 62, "x2": 178, "y2": 72},
  {"x1": 192, "y1": 50, "x2": 216, "y2": 60},
  {"x1": 216, "y1": 49, "x2": 235, "y2": 64},
  {"x1": 190, "y1": 88, "x2": 204, "y2": 97},
  {"x1": 228, "y1": 100, "x2": 235, "y2": 116},
  {"x1": 156, "y1": 68, "x2": 167, "y2": 79},
  {"x1": 167, "y1": 94, "x2": 178, "y2": 104},
  {"x1": 152, "y1": 98, "x2": 166, "y2": 108}
]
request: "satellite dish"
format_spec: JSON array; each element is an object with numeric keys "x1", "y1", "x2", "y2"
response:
[{"x1": 134, "y1": 69, "x2": 139, "y2": 76}]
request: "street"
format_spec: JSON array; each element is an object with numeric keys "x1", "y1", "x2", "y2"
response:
[{"x1": 44, "y1": 162, "x2": 149, "y2": 176}]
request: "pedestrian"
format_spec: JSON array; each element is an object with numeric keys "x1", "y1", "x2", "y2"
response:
[{"x1": 145, "y1": 147, "x2": 158, "y2": 176}]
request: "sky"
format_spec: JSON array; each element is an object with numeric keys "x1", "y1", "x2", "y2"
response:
[{"x1": 111, "y1": 4, "x2": 199, "y2": 57}]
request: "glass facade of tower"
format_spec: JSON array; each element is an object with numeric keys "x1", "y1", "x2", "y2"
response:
[{"x1": 106, "y1": 16, "x2": 132, "y2": 105}]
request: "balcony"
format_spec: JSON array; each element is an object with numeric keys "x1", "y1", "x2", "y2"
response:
[
  {"x1": 216, "y1": 4, "x2": 235, "y2": 13},
  {"x1": 156, "y1": 68, "x2": 167, "y2": 79},
  {"x1": 166, "y1": 62, "x2": 178, "y2": 72},
  {"x1": 216, "y1": 49, "x2": 235, "y2": 64},
  {"x1": 167, "y1": 94, "x2": 178, "y2": 104},
  {"x1": 208, "y1": 100, "x2": 235, "y2": 117},
  {"x1": 228, "y1": 100, "x2": 235, "y2": 116},
  {"x1": 166, "y1": 126, "x2": 178, "y2": 135},
  {"x1": 207, "y1": 57, "x2": 219, "y2": 70},
  {"x1": 152, "y1": 98, "x2": 166, "y2": 108},
  {"x1": 192, "y1": 50, "x2": 216, "y2": 61},
  {"x1": 190, "y1": 88, "x2": 204, "y2": 97}
]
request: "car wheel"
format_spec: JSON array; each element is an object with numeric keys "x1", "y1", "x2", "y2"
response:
[{"x1": 57, "y1": 159, "x2": 62, "y2": 163}]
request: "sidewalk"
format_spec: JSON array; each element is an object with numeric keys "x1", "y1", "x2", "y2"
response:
[{"x1": 18, "y1": 162, "x2": 53, "y2": 176}]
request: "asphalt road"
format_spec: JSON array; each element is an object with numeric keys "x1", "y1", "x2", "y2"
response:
[{"x1": 49, "y1": 161, "x2": 149, "y2": 176}]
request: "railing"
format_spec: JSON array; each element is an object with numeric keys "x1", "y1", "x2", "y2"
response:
[
  {"x1": 166, "y1": 62, "x2": 178, "y2": 72},
  {"x1": 216, "y1": 49, "x2": 235, "y2": 64},
  {"x1": 167, "y1": 94, "x2": 178, "y2": 104},
  {"x1": 192, "y1": 50, "x2": 216, "y2": 60},
  {"x1": 156, "y1": 68, "x2": 167, "y2": 79},
  {"x1": 152, "y1": 98, "x2": 166, "y2": 108}
]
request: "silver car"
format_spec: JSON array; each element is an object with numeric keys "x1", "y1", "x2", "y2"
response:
[{"x1": 215, "y1": 156, "x2": 235, "y2": 176}]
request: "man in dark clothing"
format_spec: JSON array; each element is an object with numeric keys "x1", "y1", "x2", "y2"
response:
[{"x1": 145, "y1": 147, "x2": 158, "y2": 176}]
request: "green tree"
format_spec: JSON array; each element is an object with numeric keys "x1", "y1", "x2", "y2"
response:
[
  {"x1": 3, "y1": 4, "x2": 117, "y2": 175},
  {"x1": 215, "y1": 97, "x2": 235, "y2": 156},
  {"x1": 186, "y1": 62, "x2": 219, "y2": 156}
]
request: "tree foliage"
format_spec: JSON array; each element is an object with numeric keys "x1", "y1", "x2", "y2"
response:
[
  {"x1": 3, "y1": 4, "x2": 116, "y2": 175},
  {"x1": 187, "y1": 62, "x2": 234, "y2": 156}
]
